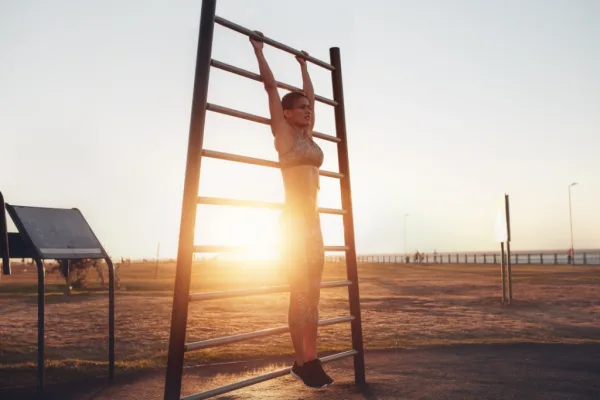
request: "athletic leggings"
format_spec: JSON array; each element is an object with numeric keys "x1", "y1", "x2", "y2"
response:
[{"x1": 280, "y1": 209, "x2": 325, "y2": 329}]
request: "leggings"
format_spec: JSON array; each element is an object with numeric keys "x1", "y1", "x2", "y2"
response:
[{"x1": 280, "y1": 209, "x2": 325, "y2": 329}]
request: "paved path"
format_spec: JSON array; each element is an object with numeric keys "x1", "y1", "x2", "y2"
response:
[{"x1": 4, "y1": 343, "x2": 600, "y2": 399}]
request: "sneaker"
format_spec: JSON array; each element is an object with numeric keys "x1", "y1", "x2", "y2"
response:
[
  {"x1": 290, "y1": 360, "x2": 333, "y2": 389},
  {"x1": 304, "y1": 359, "x2": 334, "y2": 387},
  {"x1": 290, "y1": 361, "x2": 305, "y2": 382}
]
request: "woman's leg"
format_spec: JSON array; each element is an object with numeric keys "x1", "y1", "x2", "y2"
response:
[
  {"x1": 304, "y1": 214, "x2": 325, "y2": 361},
  {"x1": 288, "y1": 290, "x2": 307, "y2": 365},
  {"x1": 302, "y1": 285, "x2": 320, "y2": 361}
]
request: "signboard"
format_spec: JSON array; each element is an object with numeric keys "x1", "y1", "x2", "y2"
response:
[{"x1": 6, "y1": 205, "x2": 106, "y2": 259}]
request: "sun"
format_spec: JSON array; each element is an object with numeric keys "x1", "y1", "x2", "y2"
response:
[{"x1": 195, "y1": 207, "x2": 282, "y2": 262}]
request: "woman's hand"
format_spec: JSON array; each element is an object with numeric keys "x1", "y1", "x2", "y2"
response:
[
  {"x1": 250, "y1": 31, "x2": 264, "y2": 51},
  {"x1": 296, "y1": 50, "x2": 309, "y2": 66}
]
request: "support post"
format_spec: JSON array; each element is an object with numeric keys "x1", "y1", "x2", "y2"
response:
[
  {"x1": 35, "y1": 257, "x2": 45, "y2": 396},
  {"x1": 164, "y1": 0, "x2": 216, "y2": 398},
  {"x1": 330, "y1": 46, "x2": 366, "y2": 387},
  {"x1": 505, "y1": 194, "x2": 512, "y2": 304},
  {"x1": 500, "y1": 242, "x2": 506, "y2": 306},
  {"x1": 0, "y1": 192, "x2": 10, "y2": 276},
  {"x1": 154, "y1": 242, "x2": 161, "y2": 279},
  {"x1": 105, "y1": 257, "x2": 116, "y2": 381}
]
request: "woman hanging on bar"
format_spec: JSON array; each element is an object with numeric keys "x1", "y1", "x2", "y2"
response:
[{"x1": 250, "y1": 32, "x2": 333, "y2": 389}]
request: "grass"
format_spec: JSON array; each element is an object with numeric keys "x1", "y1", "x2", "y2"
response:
[{"x1": 1, "y1": 259, "x2": 599, "y2": 388}]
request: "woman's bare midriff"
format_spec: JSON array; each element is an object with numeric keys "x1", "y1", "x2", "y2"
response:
[{"x1": 281, "y1": 165, "x2": 320, "y2": 213}]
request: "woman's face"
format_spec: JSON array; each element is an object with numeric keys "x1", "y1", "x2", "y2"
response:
[{"x1": 284, "y1": 96, "x2": 312, "y2": 127}]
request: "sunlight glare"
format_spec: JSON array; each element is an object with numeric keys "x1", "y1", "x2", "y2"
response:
[{"x1": 194, "y1": 207, "x2": 282, "y2": 264}]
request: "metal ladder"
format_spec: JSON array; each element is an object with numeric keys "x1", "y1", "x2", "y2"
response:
[{"x1": 163, "y1": 1, "x2": 365, "y2": 398}]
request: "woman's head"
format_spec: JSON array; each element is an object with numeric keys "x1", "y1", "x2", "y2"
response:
[{"x1": 282, "y1": 91, "x2": 311, "y2": 128}]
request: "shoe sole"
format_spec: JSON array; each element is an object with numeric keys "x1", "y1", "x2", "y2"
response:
[{"x1": 290, "y1": 370, "x2": 334, "y2": 389}]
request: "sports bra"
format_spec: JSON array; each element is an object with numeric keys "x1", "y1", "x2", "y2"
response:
[{"x1": 278, "y1": 129, "x2": 324, "y2": 169}]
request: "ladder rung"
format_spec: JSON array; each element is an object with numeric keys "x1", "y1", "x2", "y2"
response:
[
  {"x1": 201, "y1": 149, "x2": 344, "y2": 179},
  {"x1": 324, "y1": 246, "x2": 349, "y2": 252},
  {"x1": 214, "y1": 16, "x2": 336, "y2": 72},
  {"x1": 197, "y1": 196, "x2": 346, "y2": 215},
  {"x1": 210, "y1": 59, "x2": 338, "y2": 107},
  {"x1": 180, "y1": 349, "x2": 357, "y2": 400},
  {"x1": 185, "y1": 315, "x2": 354, "y2": 352},
  {"x1": 206, "y1": 103, "x2": 341, "y2": 143},
  {"x1": 190, "y1": 280, "x2": 352, "y2": 302},
  {"x1": 193, "y1": 245, "x2": 349, "y2": 253}
]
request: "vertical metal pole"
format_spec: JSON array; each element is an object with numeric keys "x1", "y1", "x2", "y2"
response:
[
  {"x1": 0, "y1": 192, "x2": 11, "y2": 276},
  {"x1": 164, "y1": 0, "x2": 216, "y2": 398},
  {"x1": 155, "y1": 242, "x2": 161, "y2": 279},
  {"x1": 35, "y1": 257, "x2": 45, "y2": 396},
  {"x1": 105, "y1": 257, "x2": 116, "y2": 381},
  {"x1": 500, "y1": 243, "x2": 506, "y2": 306},
  {"x1": 403, "y1": 214, "x2": 409, "y2": 261},
  {"x1": 568, "y1": 184, "x2": 575, "y2": 264},
  {"x1": 504, "y1": 194, "x2": 512, "y2": 304},
  {"x1": 330, "y1": 46, "x2": 366, "y2": 387}
]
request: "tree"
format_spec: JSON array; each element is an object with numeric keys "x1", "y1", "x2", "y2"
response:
[{"x1": 50, "y1": 258, "x2": 95, "y2": 291}]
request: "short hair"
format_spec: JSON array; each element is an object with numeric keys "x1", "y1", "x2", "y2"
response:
[{"x1": 281, "y1": 91, "x2": 307, "y2": 110}]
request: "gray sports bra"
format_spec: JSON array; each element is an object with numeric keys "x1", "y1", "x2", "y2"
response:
[{"x1": 278, "y1": 130, "x2": 324, "y2": 169}]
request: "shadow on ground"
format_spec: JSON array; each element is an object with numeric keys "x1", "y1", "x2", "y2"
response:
[{"x1": 3, "y1": 343, "x2": 600, "y2": 400}]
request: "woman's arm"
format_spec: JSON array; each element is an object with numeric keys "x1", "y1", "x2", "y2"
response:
[
  {"x1": 250, "y1": 32, "x2": 288, "y2": 138},
  {"x1": 297, "y1": 51, "x2": 316, "y2": 134}
]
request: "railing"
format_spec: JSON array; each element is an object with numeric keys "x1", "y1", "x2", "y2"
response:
[{"x1": 325, "y1": 252, "x2": 600, "y2": 265}]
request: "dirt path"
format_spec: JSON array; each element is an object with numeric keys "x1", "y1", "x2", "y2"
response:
[{"x1": 4, "y1": 343, "x2": 600, "y2": 400}]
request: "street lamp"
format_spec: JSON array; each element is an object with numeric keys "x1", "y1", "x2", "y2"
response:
[
  {"x1": 403, "y1": 214, "x2": 409, "y2": 262},
  {"x1": 568, "y1": 182, "x2": 577, "y2": 264}
]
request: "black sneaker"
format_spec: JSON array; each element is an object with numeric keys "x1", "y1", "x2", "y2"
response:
[
  {"x1": 304, "y1": 359, "x2": 334, "y2": 388},
  {"x1": 290, "y1": 361, "x2": 305, "y2": 382},
  {"x1": 290, "y1": 360, "x2": 333, "y2": 389}
]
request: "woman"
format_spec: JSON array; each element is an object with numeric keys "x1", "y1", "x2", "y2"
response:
[{"x1": 250, "y1": 32, "x2": 333, "y2": 389}]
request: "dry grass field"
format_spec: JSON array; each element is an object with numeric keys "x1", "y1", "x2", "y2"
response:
[{"x1": 1, "y1": 259, "x2": 599, "y2": 391}]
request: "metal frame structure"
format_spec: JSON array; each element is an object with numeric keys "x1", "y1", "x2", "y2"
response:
[
  {"x1": 164, "y1": 1, "x2": 365, "y2": 398},
  {"x1": 0, "y1": 191, "x2": 115, "y2": 396}
]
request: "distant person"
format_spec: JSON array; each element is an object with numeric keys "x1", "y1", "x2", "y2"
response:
[
  {"x1": 433, "y1": 249, "x2": 438, "y2": 263},
  {"x1": 250, "y1": 33, "x2": 333, "y2": 389},
  {"x1": 567, "y1": 248, "x2": 573, "y2": 265}
]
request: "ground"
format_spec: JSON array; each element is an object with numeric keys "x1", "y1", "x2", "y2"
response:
[
  {"x1": 4, "y1": 344, "x2": 600, "y2": 399},
  {"x1": 1, "y1": 260, "x2": 599, "y2": 398}
]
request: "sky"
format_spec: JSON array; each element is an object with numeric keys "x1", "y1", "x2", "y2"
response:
[{"x1": 1, "y1": 0, "x2": 599, "y2": 259}]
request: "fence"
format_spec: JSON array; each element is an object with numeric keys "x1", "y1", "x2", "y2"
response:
[{"x1": 326, "y1": 251, "x2": 600, "y2": 265}]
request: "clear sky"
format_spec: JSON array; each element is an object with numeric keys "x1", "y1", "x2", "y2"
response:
[{"x1": 1, "y1": 0, "x2": 599, "y2": 259}]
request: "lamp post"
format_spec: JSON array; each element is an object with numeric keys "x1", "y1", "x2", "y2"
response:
[
  {"x1": 403, "y1": 213, "x2": 409, "y2": 262},
  {"x1": 568, "y1": 182, "x2": 577, "y2": 264}
]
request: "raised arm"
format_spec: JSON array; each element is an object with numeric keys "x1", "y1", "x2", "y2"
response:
[
  {"x1": 297, "y1": 51, "x2": 316, "y2": 134},
  {"x1": 249, "y1": 32, "x2": 288, "y2": 139}
]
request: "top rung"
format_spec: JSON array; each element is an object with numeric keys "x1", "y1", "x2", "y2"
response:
[{"x1": 215, "y1": 16, "x2": 335, "y2": 71}]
